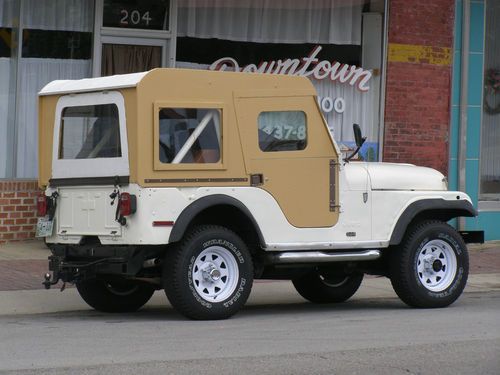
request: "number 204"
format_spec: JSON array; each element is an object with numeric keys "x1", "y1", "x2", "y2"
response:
[{"x1": 120, "y1": 9, "x2": 152, "y2": 26}]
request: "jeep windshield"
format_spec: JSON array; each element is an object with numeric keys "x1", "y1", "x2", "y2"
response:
[{"x1": 59, "y1": 104, "x2": 121, "y2": 159}]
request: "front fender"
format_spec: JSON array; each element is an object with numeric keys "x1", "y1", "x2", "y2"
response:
[{"x1": 389, "y1": 199, "x2": 477, "y2": 245}]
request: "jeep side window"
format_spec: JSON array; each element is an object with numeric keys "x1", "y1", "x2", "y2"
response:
[
  {"x1": 59, "y1": 104, "x2": 121, "y2": 159},
  {"x1": 258, "y1": 111, "x2": 307, "y2": 152},
  {"x1": 158, "y1": 108, "x2": 221, "y2": 164}
]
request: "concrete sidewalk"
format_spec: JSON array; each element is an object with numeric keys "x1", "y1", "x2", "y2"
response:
[
  {"x1": 0, "y1": 239, "x2": 499, "y2": 316},
  {"x1": 0, "y1": 273, "x2": 499, "y2": 316}
]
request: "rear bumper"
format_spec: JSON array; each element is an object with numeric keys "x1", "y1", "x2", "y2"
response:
[{"x1": 43, "y1": 244, "x2": 163, "y2": 288}]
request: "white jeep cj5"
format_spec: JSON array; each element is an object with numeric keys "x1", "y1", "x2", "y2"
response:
[{"x1": 36, "y1": 69, "x2": 481, "y2": 320}]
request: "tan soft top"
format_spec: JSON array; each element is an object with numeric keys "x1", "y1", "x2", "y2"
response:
[
  {"x1": 39, "y1": 71, "x2": 148, "y2": 96},
  {"x1": 38, "y1": 68, "x2": 338, "y2": 228},
  {"x1": 39, "y1": 68, "x2": 322, "y2": 187}
]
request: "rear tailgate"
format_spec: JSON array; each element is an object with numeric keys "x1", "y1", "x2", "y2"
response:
[{"x1": 57, "y1": 187, "x2": 121, "y2": 237}]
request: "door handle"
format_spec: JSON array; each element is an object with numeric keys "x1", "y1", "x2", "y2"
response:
[{"x1": 250, "y1": 174, "x2": 264, "y2": 186}]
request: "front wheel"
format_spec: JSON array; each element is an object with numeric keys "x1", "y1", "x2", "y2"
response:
[
  {"x1": 163, "y1": 225, "x2": 253, "y2": 320},
  {"x1": 292, "y1": 269, "x2": 363, "y2": 303},
  {"x1": 76, "y1": 279, "x2": 155, "y2": 313},
  {"x1": 390, "y1": 220, "x2": 469, "y2": 308}
]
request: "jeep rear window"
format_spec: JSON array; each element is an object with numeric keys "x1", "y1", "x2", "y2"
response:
[
  {"x1": 158, "y1": 108, "x2": 221, "y2": 164},
  {"x1": 59, "y1": 104, "x2": 121, "y2": 159},
  {"x1": 258, "y1": 111, "x2": 307, "y2": 152}
]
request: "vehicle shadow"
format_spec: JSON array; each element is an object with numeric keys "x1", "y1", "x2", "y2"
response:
[{"x1": 37, "y1": 296, "x2": 408, "y2": 323}]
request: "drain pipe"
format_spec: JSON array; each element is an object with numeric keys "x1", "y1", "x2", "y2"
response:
[{"x1": 458, "y1": 0, "x2": 470, "y2": 230}]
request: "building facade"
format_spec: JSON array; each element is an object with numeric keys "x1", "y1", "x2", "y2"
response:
[
  {"x1": 0, "y1": 0, "x2": 497, "y2": 242},
  {"x1": 449, "y1": 0, "x2": 500, "y2": 240}
]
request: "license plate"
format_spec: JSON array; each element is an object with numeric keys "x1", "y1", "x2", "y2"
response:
[{"x1": 36, "y1": 217, "x2": 54, "y2": 237}]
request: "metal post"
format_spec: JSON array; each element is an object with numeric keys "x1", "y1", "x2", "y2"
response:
[{"x1": 458, "y1": 0, "x2": 470, "y2": 230}]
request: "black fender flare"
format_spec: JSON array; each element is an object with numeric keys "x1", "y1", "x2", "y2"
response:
[
  {"x1": 389, "y1": 199, "x2": 477, "y2": 246},
  {"x1": 168, "y1": 194, "x2": 265, "y2": 245}
]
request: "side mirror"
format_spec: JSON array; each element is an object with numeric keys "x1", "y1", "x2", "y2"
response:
[
  {"x1": 344, "y1": 123, "x2": 367, "y2": 162},
  {"x1": 353, "y1": 123, "x2": 364, "y2": 148}
]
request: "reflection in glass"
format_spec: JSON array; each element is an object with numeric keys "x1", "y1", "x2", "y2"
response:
[
  {"x1": 59, "y1": 104, "x2": 121, "y2": 159},
  {"x1": 480, "y1": 1, "x2": 500, "y2": 201}
]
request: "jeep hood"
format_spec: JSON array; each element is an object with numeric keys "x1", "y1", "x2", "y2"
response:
[{"x1": 365, "y1": 162, "x2": 447, "y2": 191}]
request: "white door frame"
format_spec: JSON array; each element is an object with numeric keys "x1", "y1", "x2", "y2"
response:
[{"x1": 92, "y1": 0, "x2": 177, "y2": 77}]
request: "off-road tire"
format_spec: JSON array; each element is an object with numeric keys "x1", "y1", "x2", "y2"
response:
[
  {"x1": 292, "y1": 270, "x2": 363, "y2": 303},
  {"x1": 390, "y1": 220, "x2": 469, "y2": 308},
  {"x1": 163, "y1": 225, "x2": 253, "y2": 320},
  {"x1": 76, "y1": 279, "x2": 155, "y2": 313}
]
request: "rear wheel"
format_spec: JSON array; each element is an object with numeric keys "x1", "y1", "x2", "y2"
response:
[
  {"x1": 76, "y1": 279, "x2": 155, "y2": 313},
  {"x1": 292, "y1": 269, "x2": 363, "y2": 303},
  {"x1": 163, "y1": 225, "x2": 253, "y2": 320},
  {"x1": 390, "y1": 220, "x2": 469, "y2": 308}
]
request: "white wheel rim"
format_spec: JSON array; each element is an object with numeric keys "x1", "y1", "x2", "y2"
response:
[
  {"x1": 416, "y1": 239, "x2": 457, "y2": 292},
  {"x1": 192, "y1": 246, "x2": 239, "y2": 302},
  {"x1": 320, "y1": 274, "x2": 349, "y2": 288}
]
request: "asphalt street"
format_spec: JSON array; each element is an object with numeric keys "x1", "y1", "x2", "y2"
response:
[
  {"x1": 1, "y1": 283, "x2": 499, "y2": 374},
  {"x1": 1, "y1": 240, "x2": 499, "y2": 374}
]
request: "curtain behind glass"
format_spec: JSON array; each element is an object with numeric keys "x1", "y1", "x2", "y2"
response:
[
  {"x1": 16, "y1": 59, "x2": 91, "y2": 177},
  {"x1": 101, "y1": 44, "x2": 162, "y2": 76},
  {"x1": 480, "y1": 1, "x2": 500, "y2": 200},
  {"x1": 0, "y1": 0, "x2": 18, "y2": 177},
  {"x1": 23, "y1": 0, "x2": 93, "y2": 31},
  {"x1": 0, "y1": 0, "x2": 15, "y2": 26},
  {"x1": 15, "y1": 0, "x2": 93, "y2": 178},
  {"x1": 177, "y1": 1, "x2": 381, "y2": 160},
  {"x1": 178, "y1": 0, "x2": 362, "y2": 45}
]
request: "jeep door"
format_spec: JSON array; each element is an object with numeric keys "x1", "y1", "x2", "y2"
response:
[{"x1": 235, "y1": 93, "x2": 339, "y2": 228}]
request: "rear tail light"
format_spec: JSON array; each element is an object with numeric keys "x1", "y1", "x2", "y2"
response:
[
  {"x1": 119, "y1": 193, "x2": 137, "y2": 216},
  {"x1": 37, "y1": 193, "x2": 48, "y2": 217}
]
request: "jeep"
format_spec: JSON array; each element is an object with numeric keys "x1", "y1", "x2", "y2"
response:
[{"x1": 37, "y1": 68, "x2": 478, "y2": 320}]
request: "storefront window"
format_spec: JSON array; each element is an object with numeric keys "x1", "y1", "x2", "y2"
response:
[
  {"x1": 15, "y1": 0, "x2": 94, "y2": 178},
  {"x1": 480, "y1": 0, "x2": 500, "y2": 201},
  {"x1": 0, "y1": 0, "x2": 19, "y2": 178},
  {"x1": 176, "y1": 0, "x2": 384, "y2": 161}
]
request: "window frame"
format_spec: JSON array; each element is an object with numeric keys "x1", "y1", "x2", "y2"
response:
[
  {"x1": 59, "y1": 103, "x2": 121, "y2": 160},
  {"x1": 153, "y1": 101, "x2": 227, "y2": 171},
  {"x1": 52, "y1": 91, "x2": 129, "y2": 179}
]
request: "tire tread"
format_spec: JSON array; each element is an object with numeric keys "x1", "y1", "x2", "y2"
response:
[
  {"x1": 390, "y1": 220, "x2": 468, "y2": 308},
  {"x1": 163, "y1": 225, "x2": 253, "y2": 320}
]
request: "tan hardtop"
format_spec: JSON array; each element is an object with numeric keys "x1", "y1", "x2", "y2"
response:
[{"x1": 38, "y1": 68, "x2": 336, "y2": 197}]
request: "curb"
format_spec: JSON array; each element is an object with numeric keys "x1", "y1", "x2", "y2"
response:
[{"x1": 0, "y1": 274, "x2": 499, "y2": 317}]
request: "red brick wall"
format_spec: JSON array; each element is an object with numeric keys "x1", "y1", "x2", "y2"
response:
[
  {"x1": 0, "y1": 181, "x2": 39, "y2": 244},
  {"x1": 383, "y1": 0, "x2": 455, "y2": 174}
]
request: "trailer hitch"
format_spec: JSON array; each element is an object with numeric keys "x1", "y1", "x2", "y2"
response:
[
  {"x1": 42, "y1": 256, "x2": 126, "y2": 290},
  {"x1": 43, "y1": 272, "x2": 59, "y2": 290}
]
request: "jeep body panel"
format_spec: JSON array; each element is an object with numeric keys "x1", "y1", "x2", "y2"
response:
[
  {"x1": 367, "y1": 163, "x2": 447, "y2": 191},
  {"x1": 44, "y1": 182, "x2": 474, "y2": 250},
  {"x1": 234, "y1": 93, "x2": 339, "y2": 227},
  {"x1": 37, "y1": 69, "x2": 476, "y2": 250}
]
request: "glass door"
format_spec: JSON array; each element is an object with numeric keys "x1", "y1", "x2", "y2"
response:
[{"x1": 93, "y1": 0, "x2": 176, "y2": 77}]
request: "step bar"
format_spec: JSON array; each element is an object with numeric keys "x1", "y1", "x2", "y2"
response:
[{"x1": 266, "y1": 249, "x2": 381, "y2": 264}]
